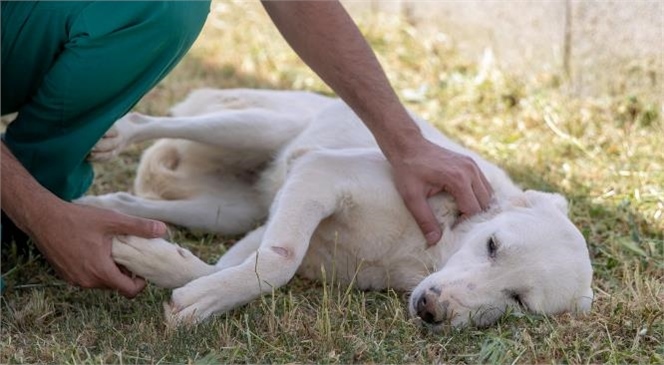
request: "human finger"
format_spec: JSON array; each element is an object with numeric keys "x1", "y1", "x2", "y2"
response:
[
  {"x1": 450, "y1": 178, "x2": 483, "y2": 219},
  {"x1": 401, "y1": 189, "x2": 442, "y2": 245},
  {"x1": 471, "y1": 170, "x2": 493, "y2": 212},
  {"x1": 474, "y1": 167, "x2": 494, "y2": 210},
  {"x1": 110, "y1": 212, "x2": 168, "y2": 238},
  {"x1": 102, "y1": 260, "x2": 147, "y2": 298}
]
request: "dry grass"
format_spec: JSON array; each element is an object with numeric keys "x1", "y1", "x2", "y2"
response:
[{"x1": 2, "y1": 2, "x2": 662, "y2": 364}]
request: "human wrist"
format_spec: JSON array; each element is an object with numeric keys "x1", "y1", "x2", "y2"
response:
[
  {"x1": 7, "y1": 187, "x2": 66, "y2": 244},
  {"x1": 1, "y1": 142, "x2": 67, "y2": 240},
  {"x1": 373, "y1": 117, "x2": 427, "y2": 163},
  {"x1": 27, "y1": 195, "x2": 69, "y2": 239}
]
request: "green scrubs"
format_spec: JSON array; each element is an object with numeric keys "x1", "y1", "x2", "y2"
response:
[
  {"x1": 1, "y1": 1, "x2": 210, "y2": 245},
  {"x1": 2, "y1": 0, "x2": 210, "y2": 200}
]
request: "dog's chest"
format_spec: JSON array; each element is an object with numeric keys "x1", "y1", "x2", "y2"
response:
[{"x1": 295, "y1": 197, "x2": 452, "y2": 292}]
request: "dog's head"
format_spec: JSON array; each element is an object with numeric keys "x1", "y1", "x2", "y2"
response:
[{"x1": 409, "y1": 190, "x2": 593, "y2": 329}]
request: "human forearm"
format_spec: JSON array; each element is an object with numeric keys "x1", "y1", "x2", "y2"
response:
[
  {"x1": 2, "y1": 141, "x2": 166, "y2": 296},
  {"x1": 1, "y1": 141, "x2": 63, "y2": 237},
  {"x1": 261, "y1": 1, "x2": 493, "y2": 244},
  {"x1": 261, "y1": 0, "x2": 425, "y2": 160}
]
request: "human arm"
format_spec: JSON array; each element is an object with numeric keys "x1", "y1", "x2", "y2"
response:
[
  {"x1": 1, "y1": 142, "x2": 167, "y2": 297},
  {"x1": 261, "y1": 0, "x2": 493, "y2": 244}
]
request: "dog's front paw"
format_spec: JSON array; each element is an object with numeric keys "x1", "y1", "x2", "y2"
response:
[
  {"x1": 163, "y1": 299, "x2": 199, "y2": 328},
  {"x1": 164, "y1": 281, "x2": 220, "y2": 327}
]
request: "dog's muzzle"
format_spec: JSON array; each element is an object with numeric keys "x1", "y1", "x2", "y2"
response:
[{"x1": 413, "y1": 288, "x2": 451, "y2": 325}]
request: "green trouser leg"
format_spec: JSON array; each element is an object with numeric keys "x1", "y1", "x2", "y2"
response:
[
  {"x1": 1, "y1": 1, "x2": 210, "y2": 247},
  {"x1": 2, "y1": 0, "x2": 210, "y2": 200}
]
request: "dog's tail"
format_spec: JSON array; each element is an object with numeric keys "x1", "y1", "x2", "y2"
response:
[{"x1": 134, "y1": 140, "x2": 198, "y2": 200}]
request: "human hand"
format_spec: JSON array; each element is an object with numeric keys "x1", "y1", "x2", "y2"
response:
[
  {"x1": 30, "y1": 201, "x2": 168, "y2": 298},
  {"x1": 391, "y1": 139, "x2": 493, "y2": 245}
]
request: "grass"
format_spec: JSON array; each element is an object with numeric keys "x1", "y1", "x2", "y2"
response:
[{"x1": 2, "y1": 2, "x2": 662, "y2": 363}]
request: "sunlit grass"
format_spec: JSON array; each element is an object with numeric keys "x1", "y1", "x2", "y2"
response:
[{"x1": 2, "y1": 2, "x2": 662, "y2": 363}]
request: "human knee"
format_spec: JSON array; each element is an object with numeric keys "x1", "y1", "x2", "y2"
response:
[{"x1": 149, "y1": 1, "x2": 210, "y2": 42}]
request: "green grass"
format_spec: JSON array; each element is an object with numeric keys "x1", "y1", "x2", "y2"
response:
[{"x1": 2, "y1": 2, "x2": 662, "y2": 363}]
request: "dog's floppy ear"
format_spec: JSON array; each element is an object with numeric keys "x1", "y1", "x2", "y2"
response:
[
  {"x1": 510, "y1": 190, "x2": 569, "y2": 215},
  {"x1": 508, "y1": 194, "x2": 530, "y2": 208}
]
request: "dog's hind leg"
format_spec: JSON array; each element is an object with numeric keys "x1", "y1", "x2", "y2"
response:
[
  {"x1": 163, "y1": 151, "x2": 350, "y2": 324},
  {"x1": 89, "y1": 109, "x2": 309, "y2": 162},
  {"x1": 75, "y1": 191, "x2": 263, "y2": 235}
]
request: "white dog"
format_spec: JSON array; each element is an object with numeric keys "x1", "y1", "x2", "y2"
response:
[{"x1": 77, "y1": 88, "x2": 594, "y2": 329}]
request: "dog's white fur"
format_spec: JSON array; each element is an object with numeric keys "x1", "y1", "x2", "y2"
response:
[{"x1": 78, "y1": 88, "x2": 593, "y2": 329}]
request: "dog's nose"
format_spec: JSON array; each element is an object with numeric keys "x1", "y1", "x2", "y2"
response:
[{"x1": 415, "y1": 290, "x2": 444, "y2": 324}]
